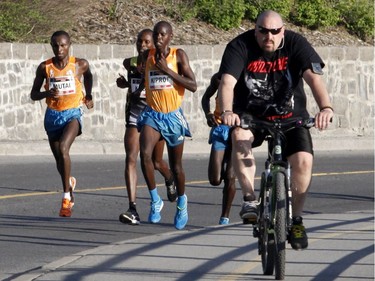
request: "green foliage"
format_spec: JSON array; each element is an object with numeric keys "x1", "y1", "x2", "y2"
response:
[
  {"x1": 0, "y1": 0, "x2": 46, "y2": 42},
  {"x1": 335, "y1": 0, "x2": 374, "y2": 41},
  {"x1": 0, "y1": 0, "x2": 373, "y2": 43},
  {"x1": 245, "y1": 0, "x2": 293, "y2": 21},
  {"x1": 158, "y1": 0, "x2": 198, "y2": 21},
  {"x1": 160, "y1": 0, "x2": 248, "y2": 30},
  {"x1": 122, "y1": 0, "x2": 375, "y2": 43},
  {"x1": 290, "y1": 0, "x2": 340, "y2": 29},
  {"x1": 195, "y1": 0, "x2": 248, "y2": 30}
]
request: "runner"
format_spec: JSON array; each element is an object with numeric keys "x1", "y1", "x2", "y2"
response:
[
  {"x1": 116, "y1": 29, "x2": 175, "y2": 225},
  {"x1": 138, "y1": 21, "x2": 197, "y2": 230},
  {"x1": 30, "y1": 30, "x2": 94, "y2": 217},
  {"x1": 201, "y1": 72, "x2": 236, "y2": 225}
]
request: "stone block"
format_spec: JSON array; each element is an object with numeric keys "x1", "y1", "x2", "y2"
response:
[
  {"x1": 12, "y1": 44, "x2": 27, "y2": 60},
  {"x1": 344, "y1": 47, "x2": 360, "y2": 61},
  {"x1": 113, "y1": 44, "x2": 136, "y2": 59},
  {"x1": 27, "y1": 44, "x2": 52, "y2": 60},
  {"x1": 0, "y1": 43, "x2": 12, "y2": 59},
  {"x1": 359, "y1": 47, "x2": 374, "y2": 61},
  {"x1": 71, "y1": 44, "x2": 98, "y2": 60},
  {"x1": 99, "y1": 44, "x2": 113, "y2": 59}
]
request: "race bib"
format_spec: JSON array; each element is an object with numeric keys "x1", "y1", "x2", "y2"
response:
[
  {"x1": 149, "y1": 71, "x2": 173, "y2": 90},
  {"x1": 49, "y1": 76, "x2": 76, "y2": 95},
  {"x1": 131, "y1": 78, "x2": 146, "y2": 98}
]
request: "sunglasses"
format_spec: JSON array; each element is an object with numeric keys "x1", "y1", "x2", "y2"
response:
[{"x1": 257, "y1": 26, "x2": 283, "y2": 35}]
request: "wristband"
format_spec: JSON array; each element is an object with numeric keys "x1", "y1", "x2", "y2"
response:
[
  {"x1": 221, "y1": 110, "x2": 232, "y2": 115},
  {"x1": 320, "y1": 106, "x2": 334, "y2": 113}
]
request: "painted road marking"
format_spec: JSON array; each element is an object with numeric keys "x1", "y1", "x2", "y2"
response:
[{"x1": 0, "y1": 170, "x2": 373, "y2": 200}]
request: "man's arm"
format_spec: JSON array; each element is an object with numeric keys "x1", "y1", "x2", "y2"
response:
[
  {"x1": 303, "y1": 69, "x2": 334, "y2": 130},
  {"x1": 218, "y1": 73, "x2": 240, "y2": 127},
  {"x1": 156, "y1": 49, "x2": 197, "y2": 92},
  {"x1": 30, "y1": 63, "x2": 58, "y2": 101},
  {"x1": 116, "y1": 58, "x2": 131, "y2": 89},
  {"x1": 78, "y1": 58, "x2": 94, "y2": 109},
  {"x1": 201, "y1": 73, "x2": 220, "y2": 127}
]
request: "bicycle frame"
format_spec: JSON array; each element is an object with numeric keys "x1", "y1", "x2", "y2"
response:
[
  {"x1": 263, "y1": 126, "x2": 293, "y2": 236},
  {"x1": 241, "y1": 116, "x2": 315, "y2": 280}
]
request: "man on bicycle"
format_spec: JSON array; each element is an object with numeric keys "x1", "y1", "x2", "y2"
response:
[{"x1": 218, "y1": 10, "x2": 334, "y2": 250}]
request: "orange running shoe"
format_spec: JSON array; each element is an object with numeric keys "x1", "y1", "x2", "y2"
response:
[
  {"x1": 59, "y1": 198, "x2": 72, "y2": 217},
  {"x1": 69, "y1": 176, "x2": 76, "y2": 208}
]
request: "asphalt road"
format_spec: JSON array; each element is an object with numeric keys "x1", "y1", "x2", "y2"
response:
[{"x1": 0, "y1": 150, "x2": 373, "y2": 280}]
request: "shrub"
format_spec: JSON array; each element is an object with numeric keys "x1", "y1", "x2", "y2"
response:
[
  {"x1": 335, "y1": 0, "x2": 374, "y2": 41},
  {"x1": 290, "y1": 0, "x2": 340, "y2": 29},
  {"x1": 0, "y1": 0, "x2": 46, "y2": 42},
  {"x1": 245, "y1": 0, "x2": 293, "y2": 21},
  {"x1": 157, "y1": 0, "x2": 198, "y2": 22},
  {"x1": 196, "y1": 0, "x2": 248, "y2": 30}
]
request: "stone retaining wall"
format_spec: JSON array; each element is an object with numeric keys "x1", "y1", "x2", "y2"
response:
[{"x1": 0, "y1": 43, "x2": 373, "y2": 143}]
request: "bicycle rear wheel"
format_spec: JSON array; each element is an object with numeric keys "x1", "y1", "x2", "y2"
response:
[
  {"x1": 274, "y1": 172, "x2": 287, "y2": 280},
  {"x1": 259, "y1": 172, "x2": 275, "y2": 275}
]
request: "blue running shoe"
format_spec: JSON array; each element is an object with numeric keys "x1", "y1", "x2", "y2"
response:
[
  {"x1": 148, "y1": 197, "x2": 164, "y2": 223},
  {"x1": 174, "y1": 196, "x2": 188, "y2": 230},
  {"x1": 219, "y1": 217, "x2": 229, "y2": 225}
]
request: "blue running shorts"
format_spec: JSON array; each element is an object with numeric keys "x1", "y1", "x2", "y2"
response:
[
  {"x1": 44, "y1": 107, "x2": 83, "y2": 141},
  {"x1": 137, "y1": 106, "x2": 192, "y2": 147},
  {"x1": 208, "y1": 124, "x2": 230, "y2": 151}
]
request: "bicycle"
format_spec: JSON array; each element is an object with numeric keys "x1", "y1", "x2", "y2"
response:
[{"x1": 240, "y1": 114, "x2": 315, "y2": 280}]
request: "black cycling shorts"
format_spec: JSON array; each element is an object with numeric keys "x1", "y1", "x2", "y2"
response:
[{"x1": 251, "y1": 126, "x2": 314, "y2": 158}]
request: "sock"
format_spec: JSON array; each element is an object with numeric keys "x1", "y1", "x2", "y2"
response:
[
  {"x1": 243, "y1": 194, "x2": 255, "y2": 202},
  {"x1": 129, "y1": 202, "x2": 136, "y2": 210},
  {"x1": 165, "y1": 174, "x2": 174, "y2": 185},
  {"x1": 293, "y1": 216, "x2": 303, "y2": 225},
  {"x1": 177, "y1": 194, "x2": 187, "y2": 208},
  {"x1": 63, "y1": 192, "x2": 71, "y2": 200},
  {"x1": 149, "y1": 188, "x2": 159, "y2": 202}
]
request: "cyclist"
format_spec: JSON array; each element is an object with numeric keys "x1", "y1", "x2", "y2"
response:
[
  {"x1": 201, "y1": 72, "x2": 236, "y2": 225},
  {"x1": 218, "y1": 10, "x2": 334, "y2": 250}
]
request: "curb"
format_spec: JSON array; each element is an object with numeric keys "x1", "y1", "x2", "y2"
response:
[{"x1": 0, "y1": 135, "x2": 373, "y2": 156}]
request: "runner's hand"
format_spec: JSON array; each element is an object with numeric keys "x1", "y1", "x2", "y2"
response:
[
  {"x1": 116, "y1": 74, "x2": 129, "y2": 88},
  {"x1": 84, "y1": 96, "x2": 94, "y2": 109},
  {"x1": 206, "y1": 113, "x2": 218, "y2": 127}
]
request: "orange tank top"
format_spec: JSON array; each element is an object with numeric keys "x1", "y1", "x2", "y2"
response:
[
  {"x1": 145, "y1": 48, "x2": 185, "y2": 113},
  {"x1": 44, "y1": 56, "x2": 84, "y2": 111}
]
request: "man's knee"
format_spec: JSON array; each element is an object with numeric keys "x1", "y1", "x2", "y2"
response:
[{"x1": 289, "y1": 152, "x2": 313, "y2": 173}]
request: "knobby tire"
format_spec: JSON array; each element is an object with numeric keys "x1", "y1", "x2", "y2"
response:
[
  {"x1": 259, "y1": 172, "x2": 275, "y2": 275},
  {"x1": 274, "y1": 172, "x2": 287, "y2": 280}
]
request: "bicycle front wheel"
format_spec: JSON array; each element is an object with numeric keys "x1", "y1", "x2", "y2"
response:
[
  {"x1": 259, "y1": 172, "x2": 275, "y2": 275},
  {"x1": 274, "y1": 172, "x2": 287, "y2": 280}
]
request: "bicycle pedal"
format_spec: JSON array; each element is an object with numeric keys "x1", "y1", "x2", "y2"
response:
[
  {"x1": 253, "y1": 228, "x2": 259, "y2": 238},
  {"x1": 243, "y1": 218, "x2": 257, "y2": 225}
]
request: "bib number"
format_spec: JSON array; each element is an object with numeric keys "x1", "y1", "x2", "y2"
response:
[
  {"x1": 149, "y1": 72, "x2": 173, "y2": 90},
  {"x1": 49, "y1": 76, "x2": 76, "y2": 95},
  {"x1": 131, "y1": 78, "x2": 146, "y2": 98}
]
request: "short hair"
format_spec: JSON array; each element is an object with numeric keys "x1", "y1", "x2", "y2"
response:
[
  {"x1": 138, "y1": 28, "x2": 152, "y2": 36},
  {"x1": 154, "y1": 21, "x2": 172, "y2": 33},
  {"x1": 138, "y1": 29, "x2": 153, "y2": 38},
  {"x1": 50, "y1": 30, "x2": 70, "y2": 43}
]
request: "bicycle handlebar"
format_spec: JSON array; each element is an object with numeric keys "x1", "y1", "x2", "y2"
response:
[{"x1": 240, "y1": 116, "x2": 315, "y2": 131}]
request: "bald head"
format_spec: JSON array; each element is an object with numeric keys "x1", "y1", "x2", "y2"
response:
[{"x1": 256, "y1": 10, "x2": 284, "y2": 28}]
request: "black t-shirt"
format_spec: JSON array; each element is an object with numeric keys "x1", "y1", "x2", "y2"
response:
[{"x1": 219, "y1": 29, "x2": 325, "y2": 118}]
